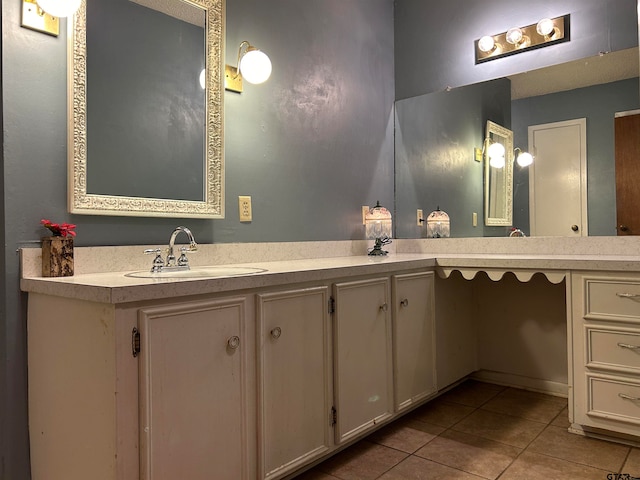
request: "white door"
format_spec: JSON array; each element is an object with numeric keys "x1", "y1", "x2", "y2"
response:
[{"x1": 529, "y1": 118, "x2": 587, "y2": 236}]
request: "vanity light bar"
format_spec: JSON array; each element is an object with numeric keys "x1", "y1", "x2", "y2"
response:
[{"x1": 475, "y1": 14, "x2": 570, "y2": 64}]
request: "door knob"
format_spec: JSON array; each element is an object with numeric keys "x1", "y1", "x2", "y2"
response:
[
  {"x1": 619, "y1": 225, "x2": 629, "y2": 232},
  {"x1": 571, "y1": 225, "x2": 579, "y2": 232}
]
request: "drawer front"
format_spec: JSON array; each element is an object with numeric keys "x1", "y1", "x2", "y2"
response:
[
  {"x1": 586, "y1": 327, "x2": 640, "y2": 373},
  {"x1": 584, "y1": 278, "x2": 640, "y2": 322},
  {"x1": 586, "y1": 375, "x2": 640, "y2": 426}
]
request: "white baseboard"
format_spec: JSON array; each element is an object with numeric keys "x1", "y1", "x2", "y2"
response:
[{"x1": 471, "y1": 370, "x2": 568, "y2": 398}]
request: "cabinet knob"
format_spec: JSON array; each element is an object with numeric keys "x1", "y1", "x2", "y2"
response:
[
  {"x1": 379, "y1": 303, "x2": 388, "y2": 312},
  {"x1": 271, "y1": 327, "x2": 282, "y2": 339},
  {"x1": 400, "y1": 298, "x2": 409, "y2": 308},
  {"x1": 227, "y1": 336, "x2": 240, "y2": 350},
  {"x1": 571, "y1": 225, "x2": 579, "y2": 232}
]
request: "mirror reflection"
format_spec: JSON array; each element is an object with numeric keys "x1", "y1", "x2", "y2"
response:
[
  {"x1": 68, "y1": 0, "x2": 224, "y2": 218},
  {"x1": 395, "y1": 47, "x2": 639, "y2": 239},
  {"x1": 484, "y1": 121, "x2": 513, "y2": 227}
]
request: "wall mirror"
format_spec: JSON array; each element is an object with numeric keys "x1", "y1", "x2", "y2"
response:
[
  {"x1": 68, "y1": 0, "x2": 225, "y2": 218},
  {"x1": 484, "y1": 121, "x2": 513, "y2": 226}
]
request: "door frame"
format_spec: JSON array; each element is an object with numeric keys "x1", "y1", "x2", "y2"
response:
[{"x1": 528, "y1": 118, "x2": 588, "y2": 236}]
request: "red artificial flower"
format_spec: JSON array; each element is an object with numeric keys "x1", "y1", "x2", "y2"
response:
[{"x1": 41, "y1": 219, "x2": 77, "y2": 237}]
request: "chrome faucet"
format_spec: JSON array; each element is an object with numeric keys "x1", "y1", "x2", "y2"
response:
[
  {"x1": 166, "y1": 226, "x2": 198, "y2": 267},
  {"x1": 144, "y1": 226, "x2": 198, "y2": 273}
]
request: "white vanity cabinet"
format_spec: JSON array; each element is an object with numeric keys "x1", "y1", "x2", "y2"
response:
[
  {"x1": 392, "y1": 272, "x2": 436, "y2": 412},
  {"x1": 571, "y1": 271, "x2": 640, "y2": 438},
  {"x1": 256, "y1": 287, "x2": 332, "y2": 480},
  {"x1": 27, "y1": 292, "x2": 255, "y2": 480},
  {"x1": 137, "y1": 297, "x2": 252, "y2": 480},
  {"x1": 332, "y1": 277, "x2": 394, "y2": 444}
]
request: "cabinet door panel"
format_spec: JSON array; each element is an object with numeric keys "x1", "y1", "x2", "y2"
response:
[
  {"x1": 257, "y1": 287, "x2": 332, "y2": 480},
  {"x1": 138, "y1": 298, "x2": 249, "y2": 480},
  {"x1": 393, "y1": 272, "x2": 436, "y2": 411},
  {"x1": 334, "y1": 278, "x2": 393, "y2": 444}
]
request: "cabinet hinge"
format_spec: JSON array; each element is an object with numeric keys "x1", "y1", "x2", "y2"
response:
[
  {"x1": 331, "y1": 406, "x2": 337, "y2": 426},
  {"x1": 329, "y1": 297, "x2": 336, "y2": 314},
  {"x1": 132, "y1": 327, "x2": 141, "y2": 357}
]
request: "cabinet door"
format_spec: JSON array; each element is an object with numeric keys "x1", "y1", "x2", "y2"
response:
[
  {"x1": 257, "y1": 287, "x2": 332, "y2": 480},
  {"x1": 138, "y1": 297, "x2": 250, "y2": 480},
  {"x1": 393, "y1": 272, "x2": 436, "y2": 412},
  {"x1": 333, "y1": 277, "x2": 393, "y2": 444}
]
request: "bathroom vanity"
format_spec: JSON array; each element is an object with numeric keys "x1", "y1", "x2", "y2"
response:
[{"x1": 20, "y1": 240, "x2": 640, "y2": 480}]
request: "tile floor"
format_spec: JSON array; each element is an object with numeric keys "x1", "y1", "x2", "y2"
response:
[{"x1": 293, "y1": 380, "x2": 640, "y2": 479}]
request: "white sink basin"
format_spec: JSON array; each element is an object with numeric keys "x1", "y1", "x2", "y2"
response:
[{"x1": 125, "y1": 266, "x2": 267, "y2": 279}]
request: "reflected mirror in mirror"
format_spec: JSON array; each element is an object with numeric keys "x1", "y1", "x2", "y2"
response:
[
  {"x1": 394, "y1": 48, "x2": 639, "y2": 239},
  {"x1": 484, "y1": 121, "x2": 513, "y2": 227},
  {"x1": 68, "y1": 0, "x2": 224, "y2": 218}
]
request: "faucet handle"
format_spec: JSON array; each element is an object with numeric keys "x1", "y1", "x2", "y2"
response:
[
  {"x1": 177, "y1": 246, "x2": 195, "y2": 267},
  {"x1": 144, "y1": 248, "x2": 165, "y2": 272}
]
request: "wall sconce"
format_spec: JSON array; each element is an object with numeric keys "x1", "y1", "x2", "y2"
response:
[
  {"x1": 225, "y1": 41, "x2": 272, "y2": 93},
  {"x1": 484, "y1": 138, "x2": 533, "y2": 169},
  {"x1": 365, "y1": 201, "x2": 392, "y2": 256},
  {"x1": 475, "y1": 14, "x2": 569, "y2": 64},
  {"x1": 21, "y1": 0, "x2": 81, "y2": 36}
]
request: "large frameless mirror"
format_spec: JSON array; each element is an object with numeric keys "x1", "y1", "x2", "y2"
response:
[
  {"x1": 68, "y1": 0, "x2": 224, "y2": 218},
  {"x1": 484, "y1": 120, "x2": 513, "y2": 226}
]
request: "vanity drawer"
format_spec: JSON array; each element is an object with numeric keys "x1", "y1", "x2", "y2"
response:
[
  {"x1": 583, "y1": 278, "x2": 640, "y2": 322},
  {"x1": 586, "y1": 375, "x2": 640, "y2": 427},
  {"x1": 586, "y1": 327, "x2": 640, "y2": 373}
]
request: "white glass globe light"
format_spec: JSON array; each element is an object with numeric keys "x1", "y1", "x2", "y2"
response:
[
  {"x1": 505, "y1": 27, "x2": 523, "y2": 45},
  {"x1": 536, "y1": 18, "x2": 555, "y2": 36},
  {"x1": 489, "y1": 155, "x2": 506, "y2": 169},
  {"x1": 516, "y1": 151, "x2": 534, "y2": 167},
  {"x1": 487, "y1": 142, "x2": 505, "y2": 159},
  {"x1": 478, "y1": 36, "x2": 495, "y2": 53},
  {"x1": 239, "y1": 49, "x2": 272, "y2": 85},
  {"x1": 199, "y1": 69, "x2": 206, "y2": 89},
  {"x1": 37, "y1": 0, "x2": 82, "y2": 17}
]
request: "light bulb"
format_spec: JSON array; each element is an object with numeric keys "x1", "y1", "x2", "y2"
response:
[
  {"x1": 199, "y1": 69, "x2": 206, "y2": 89},
  {"x1": 36, "y1": 0, "x2": 82, "y2": 17},
  {"x1": 506, "y1": 27, "x2": 523, "y2": 45},
  {"x1": 536, "y1": 18, "x2": 555, "y2": 36},
  {"x1": 516, "y1": 151, "x2": 534, "y2": 167},
  {"x1": 487, "y1": 142, "x2": 505, "y2": 159},
  {"x1": 239, "y1": 49, "x2": 272, "y2": 85},
  {"x1": 478, "y1": 36, "x2": 495, "y2": 53},
  {"x1": 489, "y1": 155, "x2": 505, "y2": 169}
]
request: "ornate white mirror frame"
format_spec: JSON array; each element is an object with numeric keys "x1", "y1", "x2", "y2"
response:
[
  {"x1": 67, "y1": 0, "x2": 225, "y2": 218},
  {"x1": 484, "y1": 120, "x2": 514, "y2": 227}
]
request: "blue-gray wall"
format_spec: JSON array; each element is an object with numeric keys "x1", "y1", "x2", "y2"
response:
[
  {"x1": 512, "y1": 77, "x2": 640, "y2": 236},
  {"x1": 1, "y1": 1, "x2": 394, "y2": 477},
  {"x1": 395, "y1": 0, "x2": 639, "y2": 100}
]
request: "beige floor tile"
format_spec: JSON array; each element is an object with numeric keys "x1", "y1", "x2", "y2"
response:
[
  {"x1": 438, "y1": 380, "x2": 505, "y2": 408},
  {"x1": 550, "y1": 406, "x2": 570, "y2": 428},
  {"x1": 368, "y1": 419, "x2": 439, "y2": 453},
  {"x1": 378, "y1": 455, "x2": 486, "y2": 479},
  {"x1": 316, "y1": 441, "x2": 408, "y2": 480},
  {"x1": 403, "y1": 417, "x2": 447, "y2": 437},
  {"x1": 415, "y1": 429, "x2": 521, "y2": 479},
  {"x1": 623, "y1": 448, "x2": 640, "y2": 476},
  {"x1": 480, "y1": 387, "x2": 567, "y2": 423},
  {"x1": 293, "y1": 469, "x2": 342, "y2": 480},
  {"x1": 527, "y1": 425, "x2": 629, "y2": 473},
  {"x1": 499, "y1": 451, "x2": 612, "y2": 480},
  {"x1": 452, "y1": 409, "x2": 546, "y2": 448},
  {"x1": 408, "y1": 398, "x2": 475, "y2": 428}
]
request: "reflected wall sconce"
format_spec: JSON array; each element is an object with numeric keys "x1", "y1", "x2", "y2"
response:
[
  {"x1": 475, "y1": 14, "x2": 569, "y2": 64},
  {"x1": 225, "y1": 41, "x2": 272, "y2": 93},
  {"x1": 21, "y1": 0, "x2": 81, "y2": 36},
  {"x1": 514, "y1": 147, "x2": 534, "y2": 167},
  {"x1": 365, "y1": 201, "x2": 393, "y2": 256},
  {"x1": 483, "y1": 138, "x2": 533, "y2": 169}
]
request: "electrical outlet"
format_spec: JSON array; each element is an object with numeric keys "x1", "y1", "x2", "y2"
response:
[
  {"x1": 473, "y1": 212, "x2": 478, "y2": 227},
  {"x1": 417, "y1": 209, "x2": 424, "y2": 226},
  {"x1": 239, "y1": 196, "x2": 252, "y2": 222},
  {"x1": 362, "y1": 206, "x2": 369, "y2": 225}
]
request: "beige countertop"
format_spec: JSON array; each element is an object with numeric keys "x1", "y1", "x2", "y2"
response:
[{"x1": 20, "y1": 252, "x2": 640, "y2": 305}]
